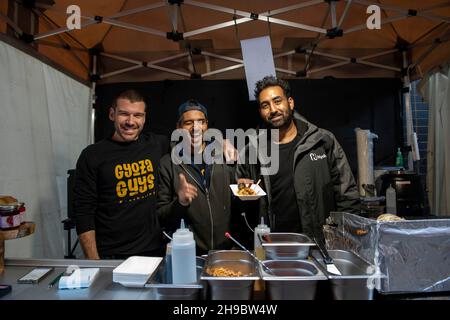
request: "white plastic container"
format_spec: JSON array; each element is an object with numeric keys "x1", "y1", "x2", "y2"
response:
[
  {"x1": 172, "y1": 219, "x2": 197, "y2": 284},
  {"x1": 254, "y1": 217, "x2": 270, "y2": 260},
  {"x1": 386, "y1": 184, "x2": 397, "y2": 214}
]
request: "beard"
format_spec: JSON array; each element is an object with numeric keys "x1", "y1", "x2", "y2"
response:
[{"x1": 265, "y1": 108, "x2": 294, "y2": 130}]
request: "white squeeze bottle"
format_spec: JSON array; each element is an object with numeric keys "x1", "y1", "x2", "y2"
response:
[
  {"x1": 171, "y1": 219, "x2": 197, "y2": 284},
  {"x1": 386, "y1": 184, "x2": 397, "y2": 214},
  {"x1": 254, "y1": 217, "x2": 270, "y2": 260}
]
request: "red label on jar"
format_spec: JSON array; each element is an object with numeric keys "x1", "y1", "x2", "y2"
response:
[{"x1": 0, "y1": 212, "x2": 21, "y2": 229}]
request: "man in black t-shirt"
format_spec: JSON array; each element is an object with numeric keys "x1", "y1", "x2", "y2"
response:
[
  {"x1": 73, "y1": 90, "x2": 169, "y2": 259},
  {"x1": 237, "y1": 76, "x2": 359, "y2": 241}
]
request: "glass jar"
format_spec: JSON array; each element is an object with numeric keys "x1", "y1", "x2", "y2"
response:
[
  {"x1": 0, "y1": 204, "x2": 21, "y2": 230},
  {"x1": 18, "y1": 202, "x2": 26, "y2": 224}
]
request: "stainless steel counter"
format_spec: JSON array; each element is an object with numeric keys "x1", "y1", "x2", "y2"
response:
[{"x1": 0, "y1": 258, "x2": 166, "y2": 300}]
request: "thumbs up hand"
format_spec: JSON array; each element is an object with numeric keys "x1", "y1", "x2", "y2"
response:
[{"x1": 177, "y1": 173, "x2": 198, "y2": 206}]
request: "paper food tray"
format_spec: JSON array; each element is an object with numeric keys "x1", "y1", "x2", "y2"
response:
[
  {"x1": 230, "y1": 184, "x2": 266, "y2": 201},
  {"x1": 113, "y1": 256, "x2": 163, "y2": 288}
]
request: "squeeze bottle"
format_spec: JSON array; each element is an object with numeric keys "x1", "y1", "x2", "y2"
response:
[
  {"x1": 171, "y1": 219, "x2": 197, "y2": 284},
  {"x1": 386, "y1": 184, "x2": 397, "y2": 214},
  {"x1": 395, "y1": 148, "x2": 404, "y2": 167},
  {"x1": 254, "y1": 217, "x2": 270, "y2": 260}
]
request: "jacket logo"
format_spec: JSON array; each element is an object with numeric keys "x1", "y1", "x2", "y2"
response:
[{"x1": 310, "y1": 153, "x2": 327, "y2": 161}]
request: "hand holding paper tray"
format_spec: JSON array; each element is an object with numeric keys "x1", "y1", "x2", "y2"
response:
[
  {"x1": 229, "y1": 184, "x2": 266, "y2": 201},
  {"x1": 58, "y1": 268, "x2": 100, "y2": 289}
]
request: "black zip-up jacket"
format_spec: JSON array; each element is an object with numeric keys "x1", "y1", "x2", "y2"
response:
[
  {"x1": 157, "y1": 153, "x2": 235, "y2": 254},
  {"x1": 236, "y1": 113, "x2": 360, "y2": 241}
]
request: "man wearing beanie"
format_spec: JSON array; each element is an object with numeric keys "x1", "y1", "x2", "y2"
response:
[{"x1": 157, "y1": 99, "x2": 236, "y2": 255}]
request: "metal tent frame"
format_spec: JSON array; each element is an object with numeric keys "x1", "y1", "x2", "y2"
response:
[{"x1": 2, "y1": 0, "x2": 449, "y2": 81}]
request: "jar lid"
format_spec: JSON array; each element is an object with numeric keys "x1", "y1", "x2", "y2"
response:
[
  {"x1": 0, "y1": 201, "x2": 24, "y2": 207},
  {"x1": 0, "y1": 205, "x2": 19, "y2": 210}
]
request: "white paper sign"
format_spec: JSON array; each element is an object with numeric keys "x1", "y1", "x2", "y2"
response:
[{"x1": 241, "y1": 36, "x2": 276, "y2": 101}]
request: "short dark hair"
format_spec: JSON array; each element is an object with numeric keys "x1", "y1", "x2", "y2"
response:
[
  {"x1": 112, "y1": 89, "x2": 147, "y2": 111},
  {"x1": 254, "y1": 76, "x2": 291, "y2": 102}
]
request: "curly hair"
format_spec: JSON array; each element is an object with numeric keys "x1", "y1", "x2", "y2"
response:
[{"x1": 254, "y1": 76, "x2": 291, "y2": 102}]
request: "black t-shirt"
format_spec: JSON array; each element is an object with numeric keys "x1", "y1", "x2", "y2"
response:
[
  {"x1": 189, "y1": 160, "x2": 211, "y2": 191},
  {"x1": 73, "y1": 133, "x2": 169, "y2": 257},
  {"x1": 269, "y1": 134, "x2": 302, "y2": 232}
]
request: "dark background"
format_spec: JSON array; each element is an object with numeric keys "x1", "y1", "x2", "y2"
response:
[{"x1": 95, "y1": 78, "x2": 404, "y2": 175}]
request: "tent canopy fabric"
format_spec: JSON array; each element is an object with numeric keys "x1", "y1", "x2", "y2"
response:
[{"x1": 1, "y1": 0, "x2": 449, "y2": 83}]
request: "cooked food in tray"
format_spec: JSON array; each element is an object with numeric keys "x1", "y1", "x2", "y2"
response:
[
  {"x1": 206, "y1": 266, "x2": 251, "y2": 277},
  {"x1": 237, "y1": 183, "x2": 256, "y2": 196},
  {"x1": 230, "y1": 183, "x2": 266, "y2": 201}
]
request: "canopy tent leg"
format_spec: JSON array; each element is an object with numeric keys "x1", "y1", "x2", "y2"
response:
[{"x1": 402, "y1": 51, "x2": 417, "y2": 171}]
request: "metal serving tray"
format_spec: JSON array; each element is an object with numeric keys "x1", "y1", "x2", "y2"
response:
[
  {"x1": 261, "y1": 233, "x2": 315, "y2": 260},
  {"x1": 260, "y1": 259, "x2": 327, "y2": 300},
  {"x1": 144, "y1": 257, "x2": 205, "y2": 300},
  {"x1": 311, "y1": 249, "x2": 376, "y2": 300},
  {"x1": 200, "y1": 250, "x2": 260, "y2": 300}
]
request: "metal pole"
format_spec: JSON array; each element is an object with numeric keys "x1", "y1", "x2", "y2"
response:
[
  {"x1": 201, "y1": 51, "x2": 243, "y2": 64},
  {"x1": 275, "y1": 67, "x2": 297, "y2": 76},
  {"x1": 101, "y1": 52, "x2": 143, "y2": 65},
  {"x1": 34, "y1": 20, "x2": 97, "y2": 40},
  {"x1": 89, "y1": 54, "x2": 97, "y2": 145},
  {"x1": 100, "y1": 65, "x2": 143, "y2": 79},
  {"x1": 146, "y1": 64, "x2": 191, "y2": 78},
  {"x1": 273, "y1": 50, "x2": 296, "y2": 59},
  {"x1": 305, "y1": 49, "x2": 349, "y2": 61},
  {"x1": 184, "y1": 18, "x2": 251, "y2": 38},
  {"x1": 260, "y1": 0, "x2": 323, "y2": 16},
  {"x1": 338, "y1": 0, "x2": 353, "y2": 29},
  {"x1": 308, "y1": 61, "x2": 351, "y2": 74},
  {"x1": 402, "y1": 51, "x2": 414, "y2": 171},
  {"x1": 330, "y1": 0, "x2": 337, "y2": 28},
  {"x1": 109, "y1": 2, "x2": 166, "y2": 19},
  {"x1": 357, "y1": 60, "x2": 401, "y2": 72},
  {"x1": 150, "y1": 52, "x2": 189, "y2": 65},
  {"x1": 168, "y1": 2, "x2": 178, "y2": 32},
  {"x1": 260, "y1": 16, "x2": 327, "y2": 34},
  {"x1": 359, "y1": 49, "x2": 399, "y2": 61},
  {"x1": 204, "y1": 55, "x2": 211, "y2": 73},
  {"x1": 202, "y1": 64, "x2": 244, "y2": 78},
  {"x1": 102, "y1": 18, "x2": 167, "y2": 37}
]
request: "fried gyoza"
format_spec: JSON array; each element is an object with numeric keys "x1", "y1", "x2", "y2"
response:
[{"x1": 237, "y1": 183, "x2": 256, "y2": 196}]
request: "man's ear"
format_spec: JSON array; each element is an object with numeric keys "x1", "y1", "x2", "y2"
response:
[
  {"x1": 108, "y1": 107, "x2": 115, "y2": 121},
  {"x1": 288, "y1": 97, "x2": 295, "y2": 111}
]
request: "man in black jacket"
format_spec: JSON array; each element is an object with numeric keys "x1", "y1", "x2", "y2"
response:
[
  {"x1": 237, "y1": 76, "x2": 359, "y2": 242},
  {"x1": 157, "y1": 99, "x2": 235, "y2": 255}
]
